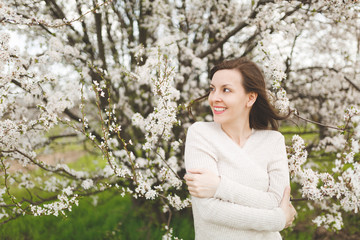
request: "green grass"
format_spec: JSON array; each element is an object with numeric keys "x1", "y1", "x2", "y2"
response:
[
  {"x1": 1, "y1": 191, "x2": 131, "y2": 240},
  {"x1": 67, "y1": 152, "x2": 106, "y2": 172},
  {"x1": 1, "y1": 149, "x2": 194, "y2": 240},
  {"x1": 280, "y1": 123, "x2": 319, "y2": 143},
  {"x1": 0, "y1": 191, "x2": 194, "y2": 240}
]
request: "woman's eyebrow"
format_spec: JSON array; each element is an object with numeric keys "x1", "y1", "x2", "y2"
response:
[{"x1": 209, "y1": 84, "x2": 233, "y2": 87}]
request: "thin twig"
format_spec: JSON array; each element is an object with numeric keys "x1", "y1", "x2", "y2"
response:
[
  {"x1": 293, "y1": 113, "x2": 344, "y2": 131},
  {"x1": 291, "y1": 197, "x2": 309, "y2": 202}
]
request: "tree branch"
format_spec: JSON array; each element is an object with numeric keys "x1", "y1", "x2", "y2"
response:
[
  {"x1": 76, "y1": 0, "x2": 95, "y2": 61},
  {"x1": 93, "y1": 0, "x2": 107, "y2": 70},
  {"x1": 105, "y1": 11, "x2": 119, "y2": 64},
  {"x1": 295, "y1": 66, "x2": 360, "y2": 92},
  {"x1": 197, "y1": 0, "x2": 304, "y2": 59},
  {"x1": 293, "y1": 112, "x2": 344, "y2": 131},
  {"x1": 197, "y1": 18, "x2": 251, "y2": 59}
]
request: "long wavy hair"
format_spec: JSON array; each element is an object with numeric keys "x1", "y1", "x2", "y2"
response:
[{"x1": 188, "y1": 57, "x2": 290, "y2": 130}]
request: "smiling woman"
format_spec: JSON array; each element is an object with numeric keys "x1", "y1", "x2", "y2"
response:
[
  {"x1": 208, "y1": 69, "x2": 256, "y2": 146},
  {"x1": 184, "y1": 58, "x2": 297, "y2": 240}
]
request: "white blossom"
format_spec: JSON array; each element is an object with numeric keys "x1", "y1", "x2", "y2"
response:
[{"x1": 81, "y1": 179, "x2": 94, "y2": 190}]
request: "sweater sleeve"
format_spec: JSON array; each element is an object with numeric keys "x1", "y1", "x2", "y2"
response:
[
  {"x1": 192, "y1": 196, "x2": 285, "y2": 231},
  {"x1": 213, "y1": 134, "x2": 290, "y2": 209},
  {"x1": 185, "y1": 124, "x2": 286, "y2": 231}
]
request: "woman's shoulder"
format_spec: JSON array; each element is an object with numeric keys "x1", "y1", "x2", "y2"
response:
[
  {"x1": 251, "y1": 130, "x2": 285, "y2": 153},
  {"x1": 187, "y1": 121, "x2": 220, "y2": 136},
  {"x1": 188, "y1": 121, "x2": 217, "y2": 130},
  {"x1": 254, "y1": 129, "x2": 284, "y2": 142},
  {"x1": 185, "y1": 122, "x2": 221, "y2": 148}
]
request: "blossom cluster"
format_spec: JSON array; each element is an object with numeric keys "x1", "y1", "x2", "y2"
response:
[
  {"x1": 132, "y1": 52, "x2": 180, "y2": 151},
  {"x1": 166, "y1": 195, "x2": 191, "y2": 211},
  {"x1": 288, "y1": 108, "x2": 360, "y2": 230},
  {"x1": 0, "y1": 0, "x2": 111, "y2": 27},
  {"x1": 30, "y1": 187, "x2": 79, "y2": 217},
  {"x1": 344, "y1": 106, "x2": 360, "y2": 121},
  {"x1": 162, "y1": 225, "x2": 182, "y2": 240},
  {"x1": 287, "y1": 135, "x2": 308, "y2": 177},
  {"x1": 257, "y1": 33, "x2": 290, "y2": 115},
  {"x1": 313, "y1": 210, "x2": 343, "y2": 231},
  {"x1": 126, "y1": 50, "x2": 189, "y2": 212}
]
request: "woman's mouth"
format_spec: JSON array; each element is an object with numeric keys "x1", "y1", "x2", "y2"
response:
[{"x1": 213, "y1": 107, "x2": 226, "y2": 114}]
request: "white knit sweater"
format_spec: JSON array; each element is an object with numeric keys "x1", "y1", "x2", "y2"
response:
[{"x1": 184, "y1": 122, "x2": 289, "y2": 240}]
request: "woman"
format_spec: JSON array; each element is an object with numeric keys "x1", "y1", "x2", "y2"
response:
[{"x1": 184, "y1": 58, "x2": 296, "y2": 239}]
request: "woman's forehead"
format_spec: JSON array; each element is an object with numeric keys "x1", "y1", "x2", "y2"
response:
[{"x1": 211, "y1": 69, "x2": 243, "y2": 85}]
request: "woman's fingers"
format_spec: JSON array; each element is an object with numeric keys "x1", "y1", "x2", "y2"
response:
[
  {"x1": 184, "y1": 174, "x2": 197, "y2": 185},
  {"x1": 280, "y1": 186, "x2": 297, "y2": 228},
  {"x1": 185, "y1": 180, "x2": 195, "y2": 188},
  {"x1": 184, "y1": 173, "x2": 195, "y2": 181},
  {"x1": 280, "y1": 186, "x2": 291, "y2": 205},
  {"x1": 187, "y1": 168, "x2": 207, "y2": 174},
  {"x1": 187, "y1": 186, "x2": 199, "y2": 197},
  {"x1": 184, "y1": 169, "x2": 220, "y2": 198}
]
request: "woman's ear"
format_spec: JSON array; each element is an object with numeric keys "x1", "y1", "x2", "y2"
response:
[{"x1": 247, "y1": 92, "x2": 258, "y2": 108}]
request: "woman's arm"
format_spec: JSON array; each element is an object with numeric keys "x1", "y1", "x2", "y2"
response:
[
  {"x1": 185, "y1": 124, "x2": 289, "y2": 231},
  {"x1": 213, "y1": 134, "x2": 289, "y2": 209},
  {"x1": 187, "y1": 170, "x2": 280, "y2": 209},
  {"x1": 186, "y1": 129, "x2": 289, "y2": 209},
  {"x1": 192, "y1": 195, "x2": 286, "y2": 231},
  {"x1": 192, "y1": 186, "x2": 295, "y2": 231}
]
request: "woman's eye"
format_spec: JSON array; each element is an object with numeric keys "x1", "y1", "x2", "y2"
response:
[
  {"x1": 209, "y1": 87, "x2": 215, "y2": 92},
  {"x1": 224, "y1": 88, "x2": 230, "y2": 93}
]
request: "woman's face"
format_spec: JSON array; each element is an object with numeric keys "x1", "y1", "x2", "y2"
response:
[{"x1": 208, "y1": 69, "x2": 254, "y2": 126}]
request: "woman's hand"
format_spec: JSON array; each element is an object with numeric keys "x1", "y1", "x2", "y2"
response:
[
  {"x1": 184, "y1": 169, "x2": 220, "y2": 198},
  {"x1": 280, "y1": 186, "x2": 297, "y2": 228}
]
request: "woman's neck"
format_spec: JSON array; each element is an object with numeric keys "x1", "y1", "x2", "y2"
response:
[{"x1": 221, "y1": 121, "x2": 252, "y2": 147}]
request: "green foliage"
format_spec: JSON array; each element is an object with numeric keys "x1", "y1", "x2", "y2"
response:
[
  {"x1": 1, "y1": 191, "x2": 128, "y2": 240},
  {"x1": 67, "y1": 153, "x2": 105, "y2": 172},
  {"x1": 0, "y1": 191, "x2": 194, "y2": 240},
  {"x1": 280, "y1": 123, "x2": 319, "y2": 143}
]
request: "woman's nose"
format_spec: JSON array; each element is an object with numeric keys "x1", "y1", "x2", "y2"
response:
[{"x1": 210, "y1": 91, "x2": 222, "y2": 102}]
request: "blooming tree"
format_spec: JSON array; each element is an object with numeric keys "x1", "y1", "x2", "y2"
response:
[{"x1": 0, "y1": 0, "x2": 359, "y2": 237}]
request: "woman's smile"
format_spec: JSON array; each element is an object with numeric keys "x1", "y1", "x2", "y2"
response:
[{"x1": 213, "y1": 106, "x2": 227, "y2": 114}]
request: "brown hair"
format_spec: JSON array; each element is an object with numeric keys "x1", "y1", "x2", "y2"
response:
[{"x1": 188, "y1": 57, "x2": 290, "y2": 130}]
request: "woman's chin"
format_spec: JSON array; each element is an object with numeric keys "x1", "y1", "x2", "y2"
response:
[{"x1": 213, "y1": 117, "x2": 225, "y2": 124}]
